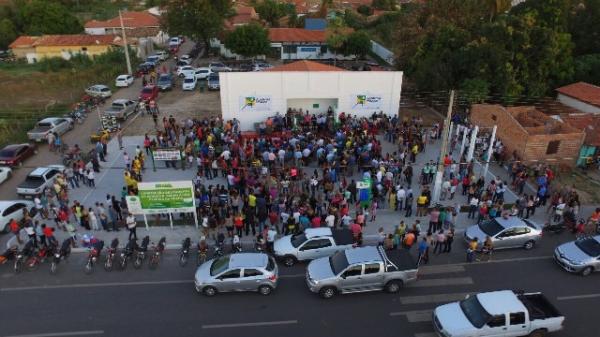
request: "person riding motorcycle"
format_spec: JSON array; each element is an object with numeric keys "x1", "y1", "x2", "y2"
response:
[
  {"x1": 90, "y1": 240, "x2": 104, "y2": 258},
  {"x1": 232, "y1": 234, "x2": 241, "y2": 251}
]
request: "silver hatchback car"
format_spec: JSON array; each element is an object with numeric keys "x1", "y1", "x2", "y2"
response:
[
  {"x1": 464, "y1": 216, "x2": 542, "y2": 250},
  {"x1": 194, "y1": 253, "x2": 278, "y2": 296},
  {"x1": 554, "y1": 235, "x2": 600, "y2": 276}
]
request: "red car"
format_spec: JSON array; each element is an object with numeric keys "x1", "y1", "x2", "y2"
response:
[
  {"x1": 139, "y1": 85, "x2": 159, "y2": 101},
  {"x1": 0, "y1": 143, "x2": 36, "y2": 167}
]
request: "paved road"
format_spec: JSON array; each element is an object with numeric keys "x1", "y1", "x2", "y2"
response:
[{"x1": 0, "y1": 233, "x2": 596, "y2": 337}]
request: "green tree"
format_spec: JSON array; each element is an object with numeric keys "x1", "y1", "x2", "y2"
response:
[
  {"x1": 480, "y1": 0, "x2": 512, "y2": 21},
  {"x1": 163, "y1": 0, "x2": 231, "y2": 57},
  {"x1": 371, "y1": 0, "x2": 394, "y2": 10},
  {"x1": 357, "y1": 5, "x2": 373, "y2": 16},
  {"x1": 255, "y1": 0, "x2": 287, "y2": 27},
  {"x1": 569, "y1": 0, "x2": 600, "y2": 55},
  {"x1": 326, "y1": 19, "x2": 347, "y2": 66},
  {"x1": 0, "y1": 18, "x2": 17, "y2": 50},
  {"x1": 18, "y1": 0, "x2": 83, "y2": 35},
  {"x1": 573, "y1": 54, "x2": 600, "y2": 86},
  {"x1": 224, "y1": 23, "x2": 270, "y2": 59},
  {"x1": 343, "y1": 31, "x2": 371, "y2": 59},
  {"x1": 460, "y1": 78, "x2": 490, "y2": 105}
]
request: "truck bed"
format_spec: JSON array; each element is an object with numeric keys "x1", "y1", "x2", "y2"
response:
[
  {"x1": 518, "y1": 293, "x2": 562, "y2": 320},
  {"x1": 384, "y1": 249, "x2": 418, "y2": 271},
  {"x1": 331, "y1": 229, "x2": 354, "y2": 245}
]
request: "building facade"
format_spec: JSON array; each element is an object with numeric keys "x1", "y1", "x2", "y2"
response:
[
  {"x1": 9, "y1": 35, "x2": 119, "y2": 64},
  {"x1": 556, "y1": 82, "x2": 600, "y2": 114}
]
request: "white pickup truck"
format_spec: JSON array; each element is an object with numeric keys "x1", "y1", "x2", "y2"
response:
[
  {"x1": 273, "y1": 227, "x2": 355, "y2": 267},
  {"x1": 16, "y1": 165, "x2": 64, "y2": 199},
  {"x1": 433, "y1": 290, "x2": 564, "y2": 337}
]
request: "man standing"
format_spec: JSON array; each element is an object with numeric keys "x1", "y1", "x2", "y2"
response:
[{"x1": 126, "y1": 213, "x2": 137, "y2": 240}]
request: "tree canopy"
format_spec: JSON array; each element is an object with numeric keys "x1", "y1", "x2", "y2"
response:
[{"x1": 224, "y1": 23, "x2": 270, "y2": 59}]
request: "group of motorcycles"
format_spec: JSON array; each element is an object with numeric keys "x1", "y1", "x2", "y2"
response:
[
  {"x1": 87, "y1": 236, "x2": 167, "y2": 274},
  {"x1": 0, "y1": 238, "x2": 73, "y2": 274}
]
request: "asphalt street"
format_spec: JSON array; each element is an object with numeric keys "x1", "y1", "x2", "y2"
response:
[{"x1": 0, "y1": 233, "x2": 597, "y2": 337}]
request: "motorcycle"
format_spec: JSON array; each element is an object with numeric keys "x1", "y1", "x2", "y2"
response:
[
  {"x1": 542, "y1": 222, "x2": 566, "y2": 235},
  {"x1": 118, "y1": 239, "x2": 137, "y2": 271},
  {"x1": 13, "y1": 240, "x2": 36, "y2": 274},
  {"x1": 197, "y1": 241, "x2": 208, "y2": 266},
  {"x1": 255, "y1": 235, "x2": 266, "y2": 252},
  {"x1": 213, "y1": 235, "x2": 225, "y2": 258},
  {"x1": 133, "y1": 236, "x2": 150, "y2": 269},
  {"x1": 149, "y1": 237, "x2": 166, "y2": 270},
  {"x1": 26, "y1": 242, "x2": 54, "y2": 272},
  {"x1": 179, "y1": 237, "x2": 191, "y2": 267},
  {"x1": 50, "y1": 238, "x2": 73, "y2": 275},
  {"x1": 104, "y1": 238, "x2": 119, "y2": 272},
  {"x1": 84, "y1": 240, "x2": 104, "y2": 275},
  {"x1": 232, "y1": 235, "x2": 242, "y2": 253}
]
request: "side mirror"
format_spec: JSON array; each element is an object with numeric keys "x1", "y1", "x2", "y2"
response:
[{"x1": 465, "y1": 294, "x2": 471, "y2": 299}]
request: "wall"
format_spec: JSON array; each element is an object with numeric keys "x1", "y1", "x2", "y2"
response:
[
  {"x1": 370, "y1": 40, "x2": 395, "y2": 65},
  {"x1": 85, "y1": 28, "x2": 106, "y2": 35},
  {"x1": 276, "y1": 43, "x2": 355, "y2": 60},
  {"x1": 471, "y1": 104, "x2": 529, "y2": 159},
  {"x1": 557, "y1": 94, "x2": 600, "y2": 114},
  {"x1": 287, "y1": 98, "x2": 337, "y2": 114},
  {"x1": 34, "y1": 45, "x2": 111, "y2": 59},
  {"x1": 11, "y1": 47, "x2": 34, "y2": 60},
  {"x1": 220, "y1": 70, "x2": 403, "y2": 130},
  {"x1": 525, "y1": 133, "x2": 584, "y2": 165}
]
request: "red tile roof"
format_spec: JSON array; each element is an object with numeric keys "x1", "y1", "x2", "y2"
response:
[
  {"x1": 32, "y1": 35, "x2": 119, "y2": 47},
  {"x1": 269, "y1": 28, "x2": 326, "y2": 42},
  {"x1": 8, "y1": 36, "x2": 40, "y2": 49},
  {"x1": 556, "y1": 82, "x2": 600, "y2": 108},
  {"x1": 84, "y1": 11, "x2": 160, "y2": 29},
  {"x1": 560, "y1": 113, "x2": 600, "y2": 146},
  {"x1": 265, "y1": 60, "x2": 346, "y2": 72}
]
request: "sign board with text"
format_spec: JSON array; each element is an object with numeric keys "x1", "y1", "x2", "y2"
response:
[
  {"x1": 136, "y1": 181, "x2": 195, "y2": 214},
  {"x1": 350, "y1": 93, "x2": 384, "y2": 110},
  {"x1": 239, "y1": 95, "x2": 272, "y2": 112},
  {"x1": 152, "y1": 148, "x2": 181, "y2": 161}
]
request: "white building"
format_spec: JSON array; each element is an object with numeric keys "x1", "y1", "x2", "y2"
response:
[
  {"x1": 220, "y1": 60, "x2": 403, "y2": 130},
  {"x1": 556, "y1": 82, "x2": 600, "y2": 115},
  {"x1": 269, "y1": 28, "x2": 354, "y2": 60}
]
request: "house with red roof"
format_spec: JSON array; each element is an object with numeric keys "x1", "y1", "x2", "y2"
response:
[
  {"x1": 556, "y1": 82, "x2": 600, "y2": 114},
  {"x1": 84, "y1": 11, "x2": 168, "y2": 45},
  {"x1": 269, "y1": 28, "x2": 354, "y2": 60}
]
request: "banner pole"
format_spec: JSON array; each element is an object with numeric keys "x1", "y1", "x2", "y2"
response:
[
  {"x1": 169, "y1": 213, "x2": 174, "y2": 230},
  {"x1": 143, "y1": 213, "x2": 149, "y2": 230}
]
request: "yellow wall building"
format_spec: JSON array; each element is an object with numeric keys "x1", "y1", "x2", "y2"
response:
[{"x1": 9, "y1": 34, "x2": 120, "y2": 63}]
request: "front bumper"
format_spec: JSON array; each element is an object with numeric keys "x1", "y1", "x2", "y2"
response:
[{"x1": 553, "y1": 251, "x2": 583, "y2": 273}]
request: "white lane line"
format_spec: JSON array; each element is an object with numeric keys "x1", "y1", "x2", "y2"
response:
[
  {"x1": 3, "y1": 330, "x2": 104, "y2": 337},
  {"x1": 0, "y1": 280, "x2": 191, "y2": 292},
  {"x1": 279, "y1": 273, "x2": 304, "y2": 278},
  {"x1": 414, "y1": 333, "x2": 437, "y2": 337},
  {"x1": 419, "y1": 265, "x2": 465, "y2": 275},
  {"x1": 557, "y1": 293, "x2": 600, "y2": 301},
  {"x1": 202, "y1": 320, "x2": 298, "y2": 329},
  {"x1": 399, "y1": 292, "x2": 472, "y2": 305},
  {"x1": 408, "y1": 277, "x2": 473, "y2": 288},
  {"x1": 390, "y1": 310, "x2": 433, "y2": 322}
]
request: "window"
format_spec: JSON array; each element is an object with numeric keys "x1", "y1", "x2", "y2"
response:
[
  {"x1": 487, "y1": 315, "x2": 506, "y2": 327},
  {"x1": 546, "y1": 140, "x2": 560, "y2": 155},
  {"x1": 46, "y1": 170, "x2": 59, "y2": 180},
  {"x1": 491, "y1": 114, "x2": 497, "y2": 121},
  {"x1": 243, "y1": 269, "x2": 263, "y2": 277},
  {"x1": 342, "y1": 265, "x2": 363, "y2": 278},
  {"x1": 514, "y1": 227, "x2": 531, "y2": 235},
  {"x1": 498, "y1": 228, "x2": 517, "y2": 238},
  {"x1": 510, "y1": 312, "x2": 525, "y2": 325},
  {"x1": 219, "y1": 269, "x2": 241, "y2": 279},
  {"x1": 300, "y1": 239, "x2": 331, "y2": 251},
  {"x1": 283, "y1": 45, "x2": 297, "y2": 54},
  {"x1": 320, "y1": 45, "x2": 327, "y2": 54},
  {"x1": 81, "y1": 47, "x2": 87, "y2": 52},
  {"x1": 364, "y1": 263, "x2": 381, "y2": 274}
]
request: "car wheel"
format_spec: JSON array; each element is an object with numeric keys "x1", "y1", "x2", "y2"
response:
[
  {"x1": 258, "y1": 285, "x2": 273, "y2": 296},
  {"x1": 283, "y1": 256, "x2": 296, "y2": 267},
  {"x1": 528, "y1": 329, "x2": 547, "y2": 337},
  {"x1": 581, "y1": 267, "x2": 593, "y2": 277},
  {"x1": 203, "y1": 286, "x2": 217, "y2": 297},
  {"x1": 523, "y1": 240, "x2": 535, "y2": 250},
  {"x1": 385, "y1": 280, "x2": 403, "y2": 294},
  {"x1": 319, "y1": 287, "x2": 336, "y2": 299}
]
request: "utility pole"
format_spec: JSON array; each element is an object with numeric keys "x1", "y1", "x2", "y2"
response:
[
  {"x1": 482, "y1": 125, "x2": 497, "y2": 180},
  {"x1": 432, "y1": 90, "x2": 455, "y2": 203},
  {"x1": 119, "y1": 10, "x2": 132, "y2": 75}
]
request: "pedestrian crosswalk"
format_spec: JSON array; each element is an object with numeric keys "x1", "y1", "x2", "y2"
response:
[{"x1": 391, "y1": 264, "x2": 476, "y2": 337}]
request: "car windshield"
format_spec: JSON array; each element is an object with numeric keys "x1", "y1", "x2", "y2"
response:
[
  {"x1": 208, "y1": 75, "x2": 219, "y2": 81},
  {"x1": 0, "y1": 149, "x2": 15, "y2": 156},
  {"x1": 290, "y1": 233, "x2": 307, "y2": 248},
  {"x1": 329, "y1": 251, "x2": 349, "y2": 275},
  {"x1": 158, "y1": 76, "x2": 170, "y2": 82},
  {"x1": 459, "y1": 295, "x2": 492, "y2": 329},
  {"x1": 142, "y1": 88, "x2": 153, "y2": 93},
  {"x1": 37, "y1": 122, "x2": 51, "y2": 127},
  {"x1": 184, "y1": 78, "x2": 194, "y2": 83},
  {"x1": 479, "y1": 219, "x2": 504, "y2": 236},
  {"x1": 25, "y1": 176, "x2": 44, "y2": 184},
  {"x1": 100, "y1": 88, "x2": 110, "y2": 92},
  {"x1": 575, "y1": 238, "x2": 600, "y2": 257},
  {"x1": 210, "y1": 256, "x2": 230, "y2": 276}
]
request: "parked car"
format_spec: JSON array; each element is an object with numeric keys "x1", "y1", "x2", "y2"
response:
[
  {"x1": 194, "y1": 253, "x2": 278, "y2": 296},
  {"x1": 169, "y1": 36, "x2": 182, "y2": 47},
  {"x1": 85, "y1": 84, "x2": 112, "y2": 98},
  {"x1": 0, "y1": 167, "x2": 12, "y2": 184},
  {"x1": 115, "y1": 74, "x2": 134, "y2": 87},
  {"x1": 154, "y1": 50, "x2": 168, "y2": 61},
  {"x1": 146, "y1": 55, "x2": 160, "y2": 65},
  {"x1": 554, "y1": 235, "x2": 600, "y2": 276},
  {"x1": 139, "y1": 85, "x2": 159, "y2": 101},
  {"x1": 104, "y1": 99, "x2": 137, "y2": 120},
  {"x1": 194, "y1": 67, "x2": 213, "y2": 80},
  {"x1": 27, "y1": 117, "x2": 73, "y2": 142},
  {"x1": 180, "y1": 54, "x2": 192, "y2": 64},
  {"x1": 156, "y1": 73, "x2": 174, "y2": 91},
  {"x1": 433, "y1": 290, "x2": 564, "y2": 337},
  {"x1": 464, "y1": 216, "x2": 542, "y2": 250},
  {"x1": 274, "y1": 227, "x2": 355, "y2": 266},
  {"x1": 306, "y1": 246, "x2": 418, "y2": 299},
  {"x1": 136, "y1": 62, "x2": 155, "y2": 76},
  {"x1": 0, "y1": 200, "x2": 35, "y2": 233},
  {"x1": 207, "y1": 74, "x2": 220, "y2": 90},
  {"x1": 253, "y1": 62, "x2": 273, "y2": 71},
  {"x1": 177, "y1": 65, "x2": 195, "y2": 78},
  {"x1": 209, "y1": 62, "x2": 232, "y2": 72},
  {"x1": 182, "y1": 76, "x2": 197, "y2": 91},
  {"x1": 16, "y1": 165, "x2": 65, "y2": 199},
  {"x1": 0, "y1": 144, "x2": 36, "y2": 167},
  {"x1": 239, "y1": 63, "x2": 253, "y2": 72}
]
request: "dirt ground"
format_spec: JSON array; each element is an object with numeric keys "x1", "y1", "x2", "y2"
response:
[{"x1": 553, "y1": 168, "x2": 600, "y2": 204}]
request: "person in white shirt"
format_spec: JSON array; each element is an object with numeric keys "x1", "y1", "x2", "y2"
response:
[
  {"x1": 267, "y1": 226, "x2": 277, "y2": 252},
  {"x1": 325, "y1": 214, "x2": 336, "y2": 228},
  {"x1": 396, "y1": 187, "x2": 406, "y2": 211}
]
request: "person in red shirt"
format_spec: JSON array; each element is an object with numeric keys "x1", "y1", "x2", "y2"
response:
[
  {"x1": 9, "y1": 219, "x2": 22, "y2": 244},
  {"x1": 350, "y1": 222, "x2": 362, "y2": 239},
  {"x1": 311, "y1": 216, "x2": 321, "y2": 228}
]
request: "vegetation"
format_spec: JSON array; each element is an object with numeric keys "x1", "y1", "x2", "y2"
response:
[
  {"x1": 224, "y1": 23, "x2": 270, "y2": 59},
  {"x1": 252, "y1": 0, "x2": 295, "y2": 27}
]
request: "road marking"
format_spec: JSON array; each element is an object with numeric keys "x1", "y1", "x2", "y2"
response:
[
  {"x1": 3, "y1": 330, "x2": 104, "y2": 337},
  {"x1": 408, "y1": 277, "x2": 473, "y2": 288},
  {"x1": 390, "y1": 310, "x2": 433, "y2": 322},
  {"x1": 279, "y1": 273, "x2": 304, "y2": 278},
  {"x1": 399, "y1": 292, "x2": 472, "y2": 305},
  {"x1": 0, "y1": 280, "x2": 191, "y2": 292},
  {"x1": 202, "y1": 320, "x2": 298, "y2": 329},
  {"x1": 557, "y1": 293, "x2": 600, "y2": 301},
  {"x1": 419, "y1": 265, "x2": 465, "y2": 275}
]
